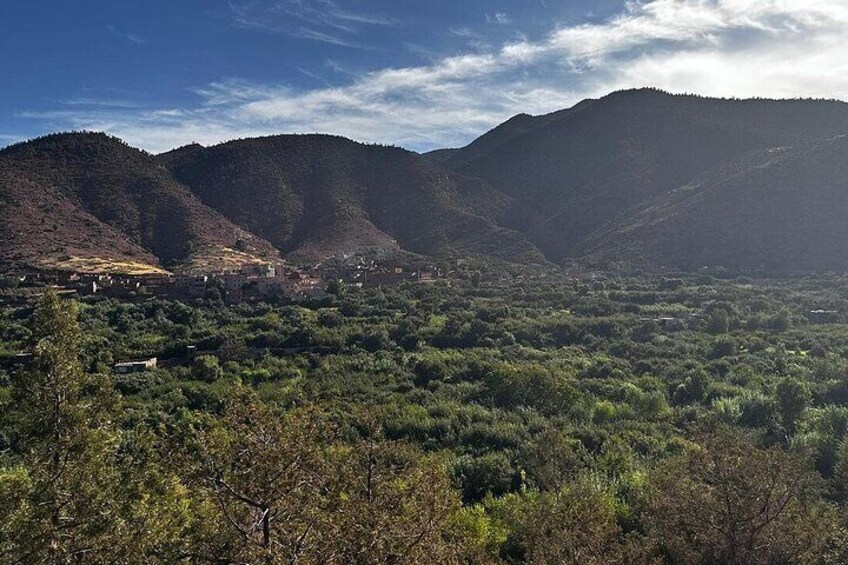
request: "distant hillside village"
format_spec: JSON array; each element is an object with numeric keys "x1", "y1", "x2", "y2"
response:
[
  {"x1": 0, "y1": 256, "x2": 447, "y2": 375},
  {"x1": 0, "y1": 257, "x2": 444, "y2": 305},
  {"x1": 6, "y1": 263, "x2": 323, "y2": 304}
]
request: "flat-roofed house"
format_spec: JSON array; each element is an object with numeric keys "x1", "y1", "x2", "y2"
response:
[{"x1": 114, "y1": 357, "x2": 158, "y2": 374}]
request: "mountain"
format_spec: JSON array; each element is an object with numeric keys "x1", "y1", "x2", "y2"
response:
[
  {"x1": 584, "y1": 134, "x2": 848, "y2": 272},
  {"x1": 6, "y1": 90, "x2": 848, "y2": 275},
  {"x1": 0, "y1": 133, "x2": 279, "y2": 273},
  {"x1": 160, "y1": 134, "x2": 544, "y2": 263},
  {"x1": 438, "y1": 89, "x2": 848, "y2": 267}
]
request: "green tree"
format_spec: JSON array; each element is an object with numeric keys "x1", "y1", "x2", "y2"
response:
[
  {"x1": 326, "y1": 278, "x2": 345, "y2": 296},
  {"x1": 183, "y1": 386, "x2": 328, "y2": 564},
  {"x1": 180, "y1": 388, "x2": 478, "y2": 564},
  {"x1": 707, "y1": 308, "x2": 730, "y2": 334},
  {"x1": 650, "y1": 430, "x2": 836, "y2": 564},
  {"x1": 513, "y1": 481, "x2": 634, "y2": 565},
  {"x1": 1, "y1": 292, "x2": 117, "y2": 562},
  {"x1": 191, "y1": 354, "x2": 223, "y2": 383},
  {"x1": 323, "y1": 434, "x2": 478, "y2": 564},
  {"x1": 776, "y1": 378, "x2": 810, "y2": 436},
  {"x1": 481, "y1": 477, "x2": 651, "y2": 565},
  {"x1": 0, "y1": 291, "x2": 189, "y2": 564}
]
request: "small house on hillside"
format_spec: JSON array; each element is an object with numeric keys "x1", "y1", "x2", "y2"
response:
[
  {"x1": 242, "y1": 264, "x2": 276, "y2": 278},
  {"x1": 365, "y1": 268, "x2": 406, "y2": 287},
  {"x1": 808, "y1": 310, "x2": 839, "y2": 324},
  {"x1": 175, "y1": 275, "x2": 208, "y2": 297},
  {"x1": 114, "y1": 357, "x2": 158, "y2": 374}
]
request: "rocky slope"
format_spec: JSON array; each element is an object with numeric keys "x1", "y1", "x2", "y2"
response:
[{"x1": 0, "y1": 133, "x2": 279, "y2": 273}]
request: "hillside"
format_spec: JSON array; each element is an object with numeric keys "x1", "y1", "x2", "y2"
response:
[
  {"x1": 0, "y1": 133, "x2": 280, "y2": 273},
  {"x1": 586, "y1": 135, "x2": 848, "y2": 272},
  {"x1": 439, "y1": 89, "x2": 848, "y2": 264},
  {"x1": 160, "y1": 134, "x2": 544, "y2": 263},
  {"x1": 6, "y1": 91, "x2": 848, "y2": 274}
]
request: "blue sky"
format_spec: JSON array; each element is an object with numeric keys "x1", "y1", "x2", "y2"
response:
[{"x1": 2, "y1": 0, "x2": 848, "y2": 153}]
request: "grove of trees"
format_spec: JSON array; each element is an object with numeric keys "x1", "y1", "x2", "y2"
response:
[{"x1": 4, "y1": 268, "x2": 848, "y2": 563}]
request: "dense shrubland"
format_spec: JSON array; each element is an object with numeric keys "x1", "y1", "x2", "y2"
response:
[{"x1": 4, "y1": 271, "x2": 848, "y2": 563}]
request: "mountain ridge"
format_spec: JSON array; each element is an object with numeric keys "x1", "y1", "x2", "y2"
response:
[
  {"x1": 159, "y1": 133, "x2": 545, "y2": 264},
  {"x1": 438, "y1": 88, "x2": 848, "y2": 265},
  {"x1": 5, "y1": 89, "x2": 848, "y2": 274},
  {"x1": 0, "y1": 132, "x2": 280, "y2": 273}
]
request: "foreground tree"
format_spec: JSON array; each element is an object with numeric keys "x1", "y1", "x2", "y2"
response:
[
  {"x1": 478, "y1": 475, "x2": 657, "y2": 565},
  {"x1": 0, "y1": 291, "x2": 189, "y2": 564},
  {"x1": 183, "y1": 386, "x2": 329, "y2": 564},
  {"x1": 649, "y1": 430, "x2": 837, "y2": 564},
  {"x1": 321, "y1": 429, "x2": 481, "y2": 564},
  {"x1": 184, "y1": 389, "x2": 480, "y2": 564}
]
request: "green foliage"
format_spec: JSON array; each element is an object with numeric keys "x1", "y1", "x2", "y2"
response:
[
  {"x1": 776, "y1": 377, "x2": 810, "y2": 435},
  {"x1": 650, "y1": 430, "x2": 837, "y2": 564},
  {"x1": 0, "y1": 291, "x2": 191, "y2": 563},
  {"x1": 2, "y1": 273, "x2": 848, "y2": 562},
  {"x1": 191, "y1": 354, "x2": 224, "y2": 383},
  {"x1": 707, "y1": 308, "x2": 730, "y2": 334}
]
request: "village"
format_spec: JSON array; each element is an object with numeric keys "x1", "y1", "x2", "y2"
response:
[
  {"x1": 0, "y1": 257, "x2": 448, "y2": 375},
  {"x1": 5, "y1": 263, "x2": 325, "y2": 304},
  {"x1": 0, "y1": 255, "x2": 445, "y2": 306}
]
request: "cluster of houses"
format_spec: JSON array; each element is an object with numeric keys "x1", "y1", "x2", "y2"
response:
[
  {"x1": 324, "y1": 256, "x2": 443, "y2": 288},
  {"x1": 7, "y1": 258, "x2": 446, "y2": 305},
  {"x1": 11, "y1": 263, "x2": 325, "y2": 304},
  {"x1": 214, "y1": 263, "x2": 324, "y2": 303}
]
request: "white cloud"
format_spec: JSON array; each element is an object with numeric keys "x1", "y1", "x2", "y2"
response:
[
  {"x1": 19, "y1": 0, "x2": 848, "y2": 153},
  {"x1": 486, "y1": 12, "x2": 511, "y2": 25},
  {"x1": 229, "y1": 0, "x2": 396, "y2": 47}
]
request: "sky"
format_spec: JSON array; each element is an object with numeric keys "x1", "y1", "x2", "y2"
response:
[{"x1": 2, "y1": 0, "x2": 848, "y2": 153}]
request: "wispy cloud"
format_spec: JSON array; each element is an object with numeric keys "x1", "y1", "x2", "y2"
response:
[
  {"x1": 59, "y1": 97, "x2": 147, "y2": 109},
  {"x1": 449, "y1": 26, "x2": 492, "y2": 51},
  {"x1": 486, "y1": 12, "x2": 511, "y2": 25},
  {"x1": 106, "y1": 24, "x2": 146, "y2": 45},
  {"x1": 449, "y1": 27, "x2": 484, "y2": 40},
  {"x1": 16, "y1": 0, "x2": 848, "y2": 153},
  {"x1": 229, "y1": 0, "x2": 396, "y2": 47}
]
